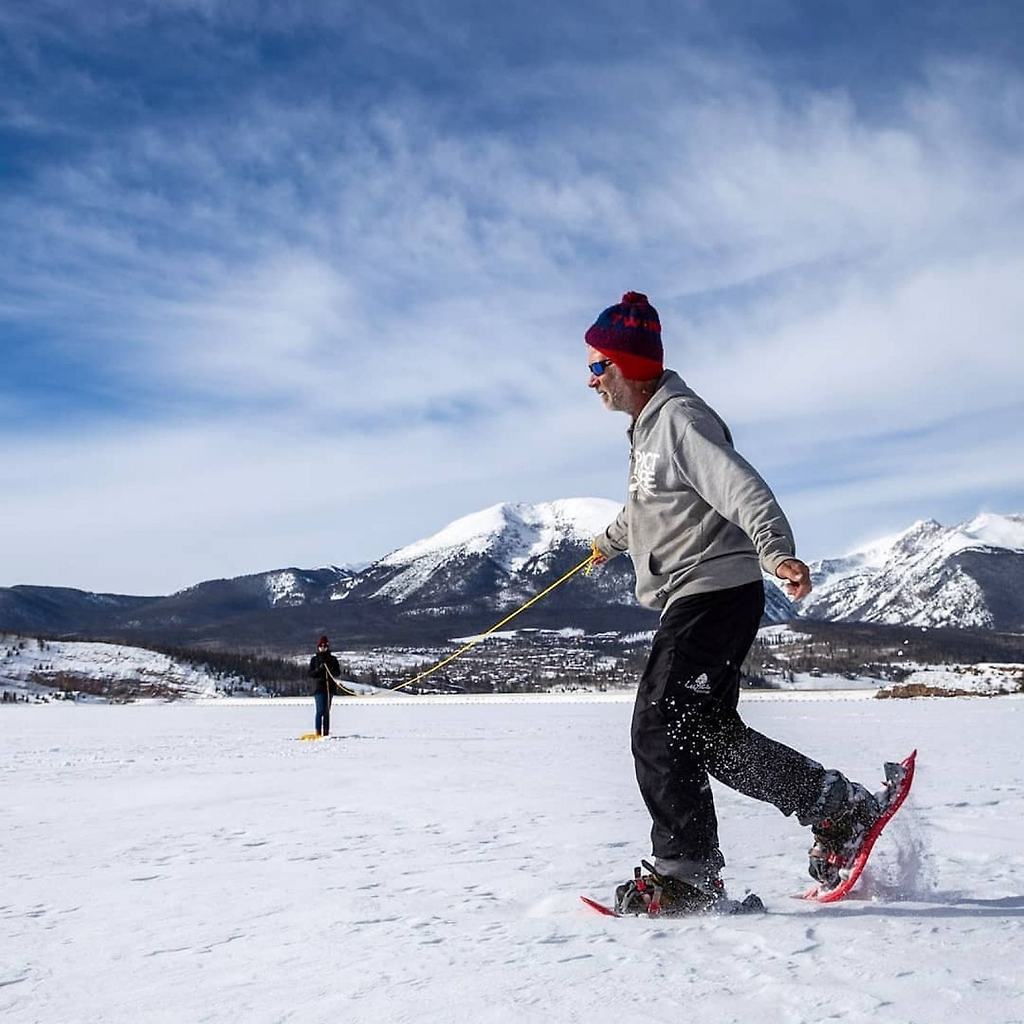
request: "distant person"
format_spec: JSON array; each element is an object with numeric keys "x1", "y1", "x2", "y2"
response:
[
  {"x1": 308, "y1": 635, "x2": 341, "y2": 737},
  {"x1": 584, "y1": 291, "x2": 903, "y2": 915}
]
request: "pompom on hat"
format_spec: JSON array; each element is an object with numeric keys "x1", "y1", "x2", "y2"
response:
[{"x1": 585, "y1": 291, "x2": 663, "y2": 381}]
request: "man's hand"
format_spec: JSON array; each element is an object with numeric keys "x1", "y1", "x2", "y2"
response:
[
  {"x1": 590, "y1": 540, "x2": 608, "y2": 568},
  {"x1": 776, "y1": 558, "x2": 812, "y2": 600}
]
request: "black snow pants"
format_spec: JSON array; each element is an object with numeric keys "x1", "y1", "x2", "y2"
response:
[{"x1": 631, "y1": 580, "x2": 829, "y2": 868}]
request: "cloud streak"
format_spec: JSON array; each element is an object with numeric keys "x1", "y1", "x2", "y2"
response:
[{"x1": 1, "y1": 4, "x2": 1022, "y2": 591}]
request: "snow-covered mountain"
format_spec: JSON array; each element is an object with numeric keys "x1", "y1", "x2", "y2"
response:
[
  {"x1": 351, "y1": 497, "x2": 794, "y2": 623},
  {"x1": 381, "y1": 498, "x2": 616, "y2": 580},
  {"x1": 348, "y1": 498, "x2": 627, "y2": 608},
  {"x1": 796, "y1": 513, "x2": 1024, "y2": 630},
  {"x1": 0, "y1": 499, "x2": 665, "y2": 646},
  {"x1": 3, "y1": 503, "x2": 1020, "y2": 648}
]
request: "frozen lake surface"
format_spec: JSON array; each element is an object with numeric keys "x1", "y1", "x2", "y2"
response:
[{"x1": 3, "y1": 695, "x2": 1024, "y2": 1023}]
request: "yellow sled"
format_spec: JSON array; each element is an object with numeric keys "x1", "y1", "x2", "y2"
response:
[{"x1": 298, "y1": 732, "x2": 325, "y2": 741}]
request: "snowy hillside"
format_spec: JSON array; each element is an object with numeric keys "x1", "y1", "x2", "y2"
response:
[
  {"x1": 0, "y1": 635, "x2": 244, "y2": 700},
  {"x1": 882, "y1": 663, "x2": 1024, "y2": 696},
  {"x1": 796, "y1": 512, "x2": 1024, "y2": 630},
  {"x1": 263, "y1": 566, "x2": 367, "y2": 606},
  {"x1": 171, "y1": 565, "x2": 357, "y2": 609}
]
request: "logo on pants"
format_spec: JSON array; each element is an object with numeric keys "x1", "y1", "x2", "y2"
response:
[{"x1": 685, "y1": 672, "x2": 711, "y2": 693}]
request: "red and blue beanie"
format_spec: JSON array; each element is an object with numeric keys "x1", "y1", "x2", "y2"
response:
[{"x1": 585, "y1": 291, "x2": 663, "y2": 381}]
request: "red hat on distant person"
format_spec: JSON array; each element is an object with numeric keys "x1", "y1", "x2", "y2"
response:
[
  {"x1": 585, "y1": 291, "x2": 663, "y2": 381},
  {"x1": 318, "y1": 635, "x2": 330, "y2": 647}
]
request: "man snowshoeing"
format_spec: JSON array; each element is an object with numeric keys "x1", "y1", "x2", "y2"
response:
[
  {"x1": 585, "y1": 291, "x2": 892, "y2": 915},
  {"x1": 309, "y1": 635, "x2": 341, "y2": 737}
]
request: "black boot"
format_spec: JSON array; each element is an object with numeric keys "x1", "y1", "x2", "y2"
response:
[
  {"x1": 807, "y1": 778, "x2": 887, "y2": 888},
  {"x1": 614, "y1": 861, "x2": 763, "y2": 917}
]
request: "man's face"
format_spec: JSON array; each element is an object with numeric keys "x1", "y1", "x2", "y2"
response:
[{"x1": 587, "y1": 345, "x2": 630, "y2": 413}]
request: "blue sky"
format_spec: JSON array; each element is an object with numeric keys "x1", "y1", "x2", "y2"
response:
[{"x1": 2, "y1": 0, "x2": 1023, "y2": 594}]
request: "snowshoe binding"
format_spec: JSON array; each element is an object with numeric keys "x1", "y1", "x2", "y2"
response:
[
  {"x1": 613, "y1": 861, "x2": 764, "y2": 918},
  {"x1": 807, "y1": 760, "x2": 908, "y2": 890}
]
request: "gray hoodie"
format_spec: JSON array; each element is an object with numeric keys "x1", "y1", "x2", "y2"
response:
[{"x1": 593, "y1": 370, "x2": 796, "y2": 612}]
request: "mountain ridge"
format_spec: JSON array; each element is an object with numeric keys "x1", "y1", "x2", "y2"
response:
[
  {"x1": 798, "y1": 512, "x2": 1024, "y2": 630},
  {"x1": 2, "y1": 502, "x2": 1021, "y2": 649}
]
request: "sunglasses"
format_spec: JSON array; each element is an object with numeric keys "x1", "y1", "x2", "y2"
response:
[{"x1": 588, "y1": 359, "x2": 614, "y2": 376}]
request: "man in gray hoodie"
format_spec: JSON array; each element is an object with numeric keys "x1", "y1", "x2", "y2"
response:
[{"x1": 586, "y1": 291, "x2": 887, "y2": 915}]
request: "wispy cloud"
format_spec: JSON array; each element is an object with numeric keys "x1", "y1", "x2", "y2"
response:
[{"x1": 2, "y1": 4, "x2": 1022, "y2": 591}]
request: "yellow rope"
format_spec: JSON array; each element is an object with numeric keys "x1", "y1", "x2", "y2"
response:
[
  {"x1": 323, "y1": 662, "x2": 360, "y2": 697},
  {"x1": 386, "y1": 553, "x2": 597, "y2": 694}
]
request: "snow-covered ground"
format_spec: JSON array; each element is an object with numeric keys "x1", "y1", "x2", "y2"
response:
[
  {"x1": 0, "y1": 635, "x2": 243, "y2": 700},
  {"x1": 896, "y1": 663, "x2": 1024, "y2": 695},
  {"x1": 757, "y1": 624, "x2": 814, "y2": 644},
  {"x1": 3, "y1": 696, "x2": 1024, "y2": 1024},
  {"x1": 780, "y1": 672, "x2": 882, "y2": 691}
]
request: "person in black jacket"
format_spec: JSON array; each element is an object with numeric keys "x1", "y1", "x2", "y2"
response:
[{"x1": 308, "y1": 635, "x2": 341, "y2": 737}]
